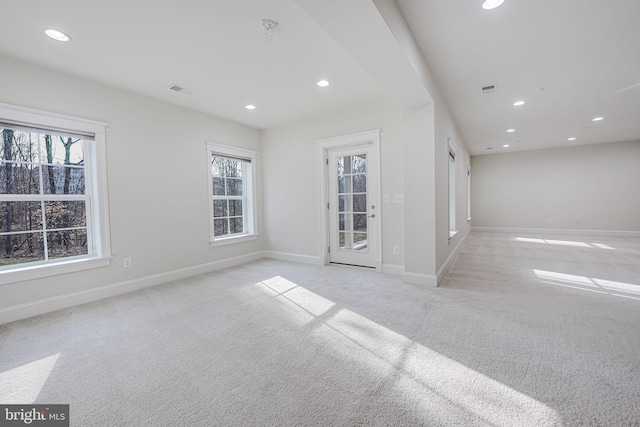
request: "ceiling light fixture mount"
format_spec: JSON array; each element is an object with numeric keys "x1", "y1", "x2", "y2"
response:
[
  {"x1": 245, "y1": 104, "x2": 256, "y2": 110},
  {"x1": 317, "y1": 80, "x2": 330, "y2": 87},
  {"x1": 45, "y1": 29, "x2": 71, "y2": 42},
  {"x1": 513, "y1": 100, "x2": 526, "y2": 106},
  {"x1": 263, "y1": 19, "x2": 279, "y2": 43},
  {"x1": 482, "y1": 0, "x2": 505, "y2": 10},
  {"x1": 592, "y1": 117, "x2": 604, "y2": 122}
]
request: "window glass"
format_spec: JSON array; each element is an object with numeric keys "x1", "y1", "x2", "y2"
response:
[
  {"x1": 206, "y1": 143, "x2": 256, "y2": 244},
  {"x1": 0, "y1": 127, "x2": 89, "y2": 267}
]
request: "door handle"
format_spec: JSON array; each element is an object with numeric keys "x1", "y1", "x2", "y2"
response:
[{"x1": 368, "y1": 214, "x2": 375, "y2": 218}]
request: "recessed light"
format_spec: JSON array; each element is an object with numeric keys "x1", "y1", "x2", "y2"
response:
[
  {"x1": 506, "y1": 129, "x2": 515, "y2": 133},
  {"x1": 502, "y1": 144, "x2": 510, "y2": 148},
  {"x1": 513, "y1": 100, "x2": 526, "y2": 106},
  {"x1": 482, "y1": 0, "x2": 505, "y2": 10},
  {"x1": 245, "y1": 105, "x2": 256, "y2": 110},
  {"x1": 317, "y1": 80, "x2": 330, "y2": 87},
  {"x1": 45, "y1": 29, "x2": 71, "y2": 42},
  {"x1": 592, "y1": 117, "x2": 604, "y2": 122},
  {"x1": 568, "y1": 137, "x2": 577, "y2": 141}
]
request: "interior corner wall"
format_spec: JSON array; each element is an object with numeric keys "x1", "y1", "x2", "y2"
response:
[
  {"x1": 261, "y1": 99, "x2": 405, "y2": 268},
  {"x1": 0, "y1": 54, "x2": 262, "y2": 313},
  {"x1": 471, "y1": 140, "x2": 640, "y2": 232},
  {"x1": 402, "y1": 104, "x2": 437, "y2": 284}
]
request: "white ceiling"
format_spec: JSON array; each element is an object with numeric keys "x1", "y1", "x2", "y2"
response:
[
  {"x1": 0, "y1": 0, "x2": 385, "y2": 129},
  {"x1": 396, "y1": 0, "x2": 640, "y2": 155},
  {"x1": 1, "y1": 0, "x2": 639, "y2": 156}
]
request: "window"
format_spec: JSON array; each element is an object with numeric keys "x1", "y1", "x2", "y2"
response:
[
  {"x1": 448, "y1": 138, "x2": 457, "y2": 239},
  {"x1": 206, "y1": 143, "x2": 257, "y2": 246},
  {"x1": 467, "y1": 163, "x2": 471, "y2": 222},
  {"x1": 0, "y1": 103, "x2": 111, "y2": 284}
]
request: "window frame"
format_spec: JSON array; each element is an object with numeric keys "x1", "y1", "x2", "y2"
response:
[
  {"x1": 448, "y1": 137, "x2": 457, "y2": 240},
  {"x1": 0, "y1": 103, "x2": 111, "y2": 285},
  {"x1": 206, "y1": 142, "x2": 257, "y2": 247},
  {"x1": 467, "y1": 163, "x2": 471, "y2": 222}
]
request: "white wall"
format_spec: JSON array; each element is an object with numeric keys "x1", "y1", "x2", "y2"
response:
[
  {"x1": 371, "y1": 0, "x2": 472, "y2": 281},
  {"x1": 471, "y1": 141, "x2": 640, "y2": 231},
  {"x1": 0, "y1": 54, "x2": 262, "y2": 313},
  {"x1": 262, "y1": 98, "x2": 405, "y2": 270},
  {"x1": 434, "y1": 105, "x2": 471, "y2": 277},
  {"x1": 402, "y1": 105, "x2": 436, "y2": 283}
]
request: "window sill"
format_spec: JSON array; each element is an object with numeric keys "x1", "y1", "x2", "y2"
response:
[
  {"x1": 210, "y1": 234, "x2": 258, "y2": 247},
  {"x1": 0, "y1": 256, "x2": 112, "y2": 286}
]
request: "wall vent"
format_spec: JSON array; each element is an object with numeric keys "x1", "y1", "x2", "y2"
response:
[
  {"x1": 168, "y1": 84, "x2": 195, "y2": 95},
  {"x1": 482, "y1": 84, "x2": 496, "y2": 94}
]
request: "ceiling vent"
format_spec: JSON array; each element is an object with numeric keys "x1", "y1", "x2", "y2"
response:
[
  {"x1": 482, "y1": 84, "x2": 496, "y2": 94},
  {"x1": 168, "y1": 84, "x2": 195, "y2": 95}
]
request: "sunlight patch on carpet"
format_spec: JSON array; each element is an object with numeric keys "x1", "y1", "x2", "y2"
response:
[
  {"x1": 534, "y1": 269, "x2": 640, "y2": 300},
  {"x1": 0, "y1": 353, "x2": 60, "y2": 403},
  {"x1": 256, "y1": 276, "x2": 562, "y2": 426},
  {"x1": 516, "y1": 237, "x2": 617, "y2": 250}
]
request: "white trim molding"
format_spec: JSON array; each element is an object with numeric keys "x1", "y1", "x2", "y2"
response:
[
  {"x1": 382, "y1": 263, "x2": 404, "y2": 276},
  {"x1": 0, "y1": 251, "x2": 263, "y2": 325},
  {"x1": 317, "y1": 129, "x2": 382, "y2": 271},
  {"x1": 263, "y1": 251, "x2": 324, "y2": 266},
  {"x1": 472, "y1": 227, "x2": 640, "y2": 237},
  {"x1": 403, "y1": 271, "x2": 438, "y2": 287},
  {"x1": 437, "y1": 228, "x2": 470, "y2": 285}
]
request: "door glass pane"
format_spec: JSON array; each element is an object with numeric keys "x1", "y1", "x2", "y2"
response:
[
  {"x1": 353, "y1": 214, "x2": 367, "y2": 231},
  {"x1": 338, "y1": 176, "x2": 351, "y2": 194},
  {"x1": 354, "y1": 233, "x2": 368, "y2": 250},
  {"x1": 352, "y1": 195, "x2": 366, "y2": 213},
  {"x1": 352, "y1": 154, "x2": 366, "y2": 173},
  {"x1": 338, "y1": 195, "x2": 351, "y2": 213},
  {"x1": 335, "y1": 152, "x2": 368, "y2": 254},
  {"x1": 353, "y1": 175, "x2": 366, "y2": 193},
  {"x1": 339, "y1": 214, "x2": 351, "y2": 231},
  {"x1": 339, "y1": 232, "x2": 347, "y2": 249}
]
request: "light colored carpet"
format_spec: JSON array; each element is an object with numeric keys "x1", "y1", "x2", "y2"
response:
[{"x1": 1, "y1": 231, "x2": 639, "y2": 426}]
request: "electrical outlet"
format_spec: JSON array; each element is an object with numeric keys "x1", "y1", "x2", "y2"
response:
[
  {"x1": 383, "y1": 194, "x2": 391, "y2": 203},
  {"x1": 548, "y1": 219, "x2": 553, "y2": 224},
  {"x1": 123, "y1": 257, "x2": 132, "y2": 268},
  {"x1": 393, "y1": 246, "x2": 400, "y2": 255},
  {"x1": 393, "y1": 194, "x2": 405, "y2": 204}
]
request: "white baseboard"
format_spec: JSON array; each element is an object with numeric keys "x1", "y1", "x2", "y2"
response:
[
  {"x1": 472, "y1": 227, "x2": 640, "y2": 237},
  {"x1": 437, "y1": 228, "x2": 471, "y2": 286},
  {"x1": 403, "y1": 272, "x2": 437, "y2": 287},
  {"x1": 382, "y1": 264, "x2": 404, "y2": 276},
  {"x1": 263, "y1": 250, "x2": 324, "y2": 265},
  {"x1": 0, "y1": 251, "x2": 264, "y2": 325}
]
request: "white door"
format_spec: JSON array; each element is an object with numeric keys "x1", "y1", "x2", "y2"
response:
[{"x1": 328, "y1": 145, "x2": 379, "y2": 268}]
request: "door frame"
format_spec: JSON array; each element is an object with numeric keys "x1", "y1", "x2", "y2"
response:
[{"x1": 317, "y1": 129, "x2": 382, "y2": 271}]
